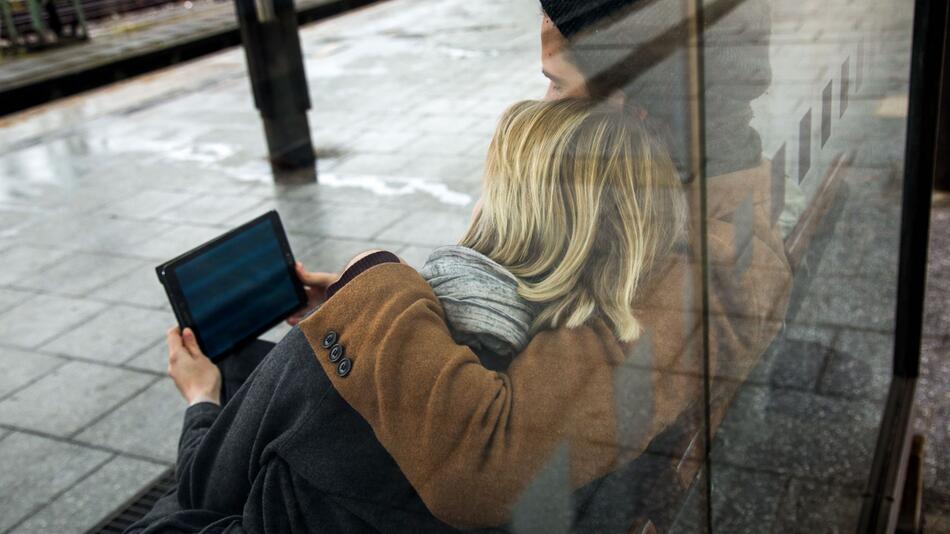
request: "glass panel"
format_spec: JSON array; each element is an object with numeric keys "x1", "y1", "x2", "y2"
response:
[
  {"x1": 703, "y1": 0, "x2": 914, "y2": 530},
  {"x1": 0, "y1": 0, "x2": 919, "y2": 530}
]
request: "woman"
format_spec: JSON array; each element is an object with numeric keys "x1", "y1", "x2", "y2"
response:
[
  {"x1": 138, "y1": 98, "x2": 691, "y2": 532},
  {"x1": 150, "y1": 1, "x2": 790, "y2": 531}
]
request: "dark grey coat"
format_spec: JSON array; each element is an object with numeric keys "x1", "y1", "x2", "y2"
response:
[{"x1": 126, "y1": 328, "x2": 460, "y2": 533}]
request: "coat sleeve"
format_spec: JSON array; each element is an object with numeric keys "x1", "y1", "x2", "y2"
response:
[
  {"x1": 298, "y1": 266, "x2": 625, "y2": 529},
  {"x1": 175, "y1": 402, "x2": 222, "y2": 494}
]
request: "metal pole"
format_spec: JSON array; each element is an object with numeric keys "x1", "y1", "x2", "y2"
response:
[
  {"x1": 26, "y1": 0, "x2": 49, "y2": 44},
  {"x1": 234, "y1": 0, "x2": 316, "y2": 183},
  {"x1": 935, "y1": 4, "x2": 950, "y2": 192},
  {"x1": 69, "y1": 0, "x2": 88, "y2": 40},
  {"x1": 683, "y1": 0, "x2": 712, "y2": 530},
  {"x1": 858, "y1": 0, "x2": 947, "y2": 531},
  {"x1": 0, "y1": 0, "x2": 22, "y2": 48}
]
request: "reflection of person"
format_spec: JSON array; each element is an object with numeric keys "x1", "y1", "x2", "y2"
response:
[
  {"x1": 135, "y1": 1, "x2": 791, "y2": 532},
  {"x1": 539, "y1": 0, "x2": 773, "y2": 177}
]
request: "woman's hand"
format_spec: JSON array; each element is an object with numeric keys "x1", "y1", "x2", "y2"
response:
[
  {"x1": 167, "y1": 327, "x2": 222, "y2": 406},
  {"x1": 287, "y1": 262, "x2": 339, "y2": 326}
]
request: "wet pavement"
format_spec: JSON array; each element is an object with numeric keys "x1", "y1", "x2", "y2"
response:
[
  {"x1": 0, "y1": 0, "x2": 947, "y2": 532},
  {"x1": 0, "y1": 0, "x2": 356, "y2": 105}
]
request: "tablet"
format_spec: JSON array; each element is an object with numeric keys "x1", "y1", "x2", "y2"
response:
[{"x1": 156, "y1": 211, "x2": 307, "y2": 360}]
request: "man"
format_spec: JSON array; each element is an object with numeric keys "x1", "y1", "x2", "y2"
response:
[{"x1": 133, "y1": 0, "x2": 788, "y2": 531}]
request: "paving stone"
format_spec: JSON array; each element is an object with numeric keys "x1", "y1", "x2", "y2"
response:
[
  {"x1": 296, "y1": 238, "x2": 398, "y2": 274},
  {"x1": 413, "y1": 115, "x2": 476, "y2": 134},
  {"x1": 401, "y1": 154, "x2": 485, "y2": 183},
  {"x1": 920, "y1": 336, "x2": 950, "y2": 384},
  {"x1": 161, "y1": 195, "x2": 266, "y2": 226},
  {"x1": 284, "y1": 232, "x2": 323, "y2": 260},
  {"x1": 133, "y1": 223, "x2": 230, "y2": 261},
  {"x1": 792, "y1": 274, "x2": 897, "y2": 331},
  {"x1": 929, "y1": 210, "x2": 950, "y2": 271},
  {"x1": 126, "y1": 164, "x2": 253, "y2": 197},
  {"x1": 344, "y1": 131, "x2": 419, "y2": 154},
  {"x1": 298, "y1": 205, "x2": 406, "y2": 240},
  {"x1": 123, "y1": 340, "x2": 168, "y2": 374},
  {"x1": 0, "y1": 432, "x2": 110, "y2": 532},
  {"x1": 0, "y1": 208, "x2": 39, "y2": 238},
  {"x1": 924, "y1": 286, "x2": 950, "y2": 338},
  {"x1": 91, "y1": 265, "x2": 172, "y2": 309},
  {"x1": 0, "y1": 295, "x2": 108, "y2": 349},
  {"x1": 41, "y1": 305, "x2": 170, "y2": 364},
  {"x1": 667, "y1": 471, "x2": 707, "y2": 534},
  {"x1": 226, "y1": 197, "x2": 325, "y2": 231},
  {"x1": 711, "y1": 385, "x2": 883, "y2": 486},
  {"x1": 19, "y1": 216, "x2": 173, "y2": 255},
  {"x1": 330, "y1": 154, "x2": 413, "y2": 177},
  {"x1": 0, "y1": 288, "x2": 35, "y2": 315},
  {"x1": 102, "y1": 190, "x2": 196, "y2": 220},
  {"x1": 820, "y1": 328, "x2": 893, "y2": 399},
  {"x1": 271, "y1": 179, "x2": 390, "y2": 207},
  {"x1": 709, "y1": 465, "x2": 786, "y2": 533},
  {"x1": 772, "y1": 478, "x2": 863, "y2": 533},
  {"x1": 12, "y1": 455, "x2": 169, "y2": 534},
  {"x1": 811, "y1": 226, "x2": 870, "y2": 277},
  {"x1": 739, "y1": 323, "x2": 835, "y2": 390},
  {"x1": 15, "y1": 253, "x2": 146, "y2": 297},
  {"x1": 0, "y1": 245, "x2": 70, "y2": 287},
  {"x1": 375, "y1": 210, "x2": 471, "y2": 247},
  {"x1": 404, "y1": 133, "x2": 483, "y2": 157},
  {"x1": 914, "y1": 374, "x2": 950, "y2": 498},
  {"x1": 76, "y1": 379, "x2": 185, "y2": 463},
  {"x1": 0, "y1": 349, "x2": 65, "y2": 399},
  {"x1": 0, "y1": 361, "x2": 154, "y2": 436}
]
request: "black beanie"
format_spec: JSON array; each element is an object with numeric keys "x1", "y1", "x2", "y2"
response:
[{"x1": 540, "y1": 0, "x2": 641, "y2": 38}]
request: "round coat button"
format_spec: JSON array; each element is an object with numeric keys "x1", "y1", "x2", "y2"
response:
[
  {"x1": 336, "y1": 357, "x2": 353, "y2": 377},
  {"x1": 321, "y1": 331, "x2": 338, "y2": 349},
  {"x1": 329, "y1": 344, "x2": 344, "y2": 363}
]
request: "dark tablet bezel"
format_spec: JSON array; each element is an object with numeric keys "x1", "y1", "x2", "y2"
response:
[{"x1": 155, "y1": 211, "x2": 307, "y2": 361}]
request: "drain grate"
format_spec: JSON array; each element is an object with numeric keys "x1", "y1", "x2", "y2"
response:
[{"x1": 86, "y1": 467, "x2": 176, "y2": 534}]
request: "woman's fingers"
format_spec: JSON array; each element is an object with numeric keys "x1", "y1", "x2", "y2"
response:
[
  {"x1": 182, "y1": 328, "x2": 204, "y2": 358},
  {"x1": 166, "y1": 327, "x2": 183, "y2": 356}
]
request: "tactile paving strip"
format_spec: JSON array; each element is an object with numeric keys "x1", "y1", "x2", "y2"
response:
[{"x1": 86, "y1": 468, "x2": 175, "y2": 534}]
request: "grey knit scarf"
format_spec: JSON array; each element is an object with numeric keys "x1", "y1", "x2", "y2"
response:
[{"x1": 420, "y1": 246, "x2": 538, "y2": 360}]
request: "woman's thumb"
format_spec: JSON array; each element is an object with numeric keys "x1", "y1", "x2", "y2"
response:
[{"x1": 296, "y1": 263, "x2": 336, "y2": 286}]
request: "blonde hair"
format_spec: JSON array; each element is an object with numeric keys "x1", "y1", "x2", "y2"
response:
[{"x1": 460, "y1": 99, "x2": 688, "y2": 342}]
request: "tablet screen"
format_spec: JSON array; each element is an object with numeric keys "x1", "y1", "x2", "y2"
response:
[{"x1": 171, "y1": 216, "x2": 302, "y2": 358}]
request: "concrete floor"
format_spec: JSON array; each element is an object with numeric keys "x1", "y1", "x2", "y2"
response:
[{"x1": 0, "y1": 0, "x2": 945, "y2": 532}]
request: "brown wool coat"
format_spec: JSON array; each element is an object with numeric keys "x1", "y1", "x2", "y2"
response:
[{"x1": 299, "y1": 160, "x2": 792, "y2": 529}]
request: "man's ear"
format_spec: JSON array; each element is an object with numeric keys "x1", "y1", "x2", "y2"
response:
[{"x1": 606, "y1": 89, "x2": 627, "y2": 108}]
